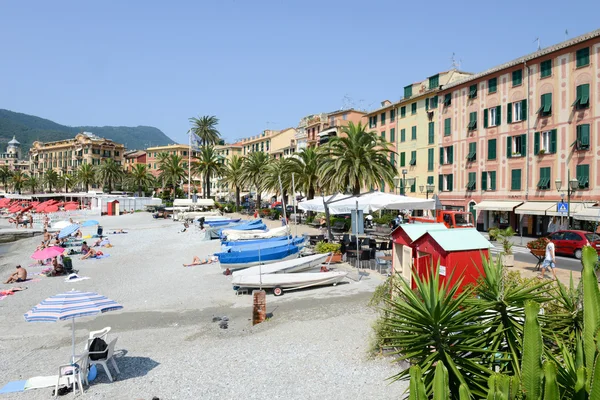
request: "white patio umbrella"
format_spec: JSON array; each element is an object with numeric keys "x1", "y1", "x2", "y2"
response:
[
  {"x1": 297, "y1": 194, "x2": 343, "y2": 213},
  {"x1": 299, "y1": 192, "x2": 436, "y2": 215}
]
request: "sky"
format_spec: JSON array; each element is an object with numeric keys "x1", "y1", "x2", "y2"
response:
[{"x1": 1, "y1": 0, "x2": 598, "y2": 145}]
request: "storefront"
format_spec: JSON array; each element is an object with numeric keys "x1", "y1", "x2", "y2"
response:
[
  {"x1": 514, "y1": 201, "x2": 595, "y2": 237},
  {"x1": 473, "y1": 201, "x2": 523, "y2": 232}
]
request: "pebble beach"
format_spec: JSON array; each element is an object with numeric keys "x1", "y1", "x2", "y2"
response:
[{"x1": 0, "y1": 212, "x2": 407, "y2": 399}]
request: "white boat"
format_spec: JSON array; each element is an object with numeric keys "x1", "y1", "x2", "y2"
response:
[
  {"x1": 224, "y1": 226, "x2": 290, "y2": 241},
  {"x1": 231, "y1": 271, "x2": 348, "y2": 294},
  {"x1": 232, "y1": 253, "x2": 330, "y2": 277}
]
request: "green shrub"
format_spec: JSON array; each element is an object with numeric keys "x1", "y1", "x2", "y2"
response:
[
  {"x1": 315, "y1": 241, "x2": 341, "y2": 254},
  {"x1": 373, "y1": 214, "x2": 395, "y2": 225}
]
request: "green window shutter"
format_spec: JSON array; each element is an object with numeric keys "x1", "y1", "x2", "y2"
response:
[
  {"x1": 390, "y1": 153, "x2": 394, "y2": 166},
  {"x1": 447, "y1": 174, "x2": 453, "y2": 192},
  {"x1": 409, "y1": 150, "x2": 417, "y2": 166},
  {"x1": 381, "y1": 131, "x2": 386, "y2": 140},
  {"x1": 512, "y1": 70, "x2": 522, "y2": 86},
  {"x1": 439, "y1": 174, "x2": 444, "y2": 191},
  {"x1": 411, "y1": 126, "x2": 417, "y2": 140},
  {"x1": 425, "y1": 98, "x2": 430, "y2": 110},
  {"x1": 576, "y1": 164, "x2": 590, "y2": 188},
  {"x1": 495, "y1": 106, "x2": 501, "y2": 126},
  {"x1": 534, "y1": 132, "x2": 540, "y2": 155},
  {"x1": 428, "y1": 122, "x2": 434, "y2": 144},
  {"x1": 511, "y1": 169, "x2": 521, "y2": 190},
  {"x1": 540, "y1": 60, "x2": 552, "y2": 78},
  {"x1": 481, "y1": 172, "x2": 488, "y2": 191},
  {"x1": 440, "y1": 148, "x2": 444, "y2": 165},
  {"x1": 381, "y1": 113, "x2": 385, "y2": 124},
  {"x1": 550, "y1": 129, "x2": 557, "y2": 153},
  {"x1": 429, "y1": 75, "x2": 439, "y2": 89},
  {"x1": 507, "y1": 136, "x2": 512, "y2": 158},
  {"x1": 521, "y1": 99, "x2": 527, "y2": 121},
  {"x1": 581, "y1": 84, "x2": 590, "y2": 106},
  {"x1": 573, "y1": 85, "x2": 582, "y2": 107},
  {"x1": 483, "y1": 109, "x2": 489, "y2": 128},
  {"x1": 543, "y1": 93, "x2": 552, "y2": 114},
  {"x1": 411, "y1": 103, "x2": 417, "y2": 114},
  {"x1": 520, "y1": 134, "x2": 527, "y2": 155},
  {"x1": 427, "y1": 176, "x2": 434, "y2": 185},
  {"x1": 577, "y1": 124, "x2": 590, "y2": 148},
  {"x1": 469, "y1": 84, "x2": 477, "y2": 98},
  {"x1": 404, "y1": 85, "x2": 413, "y2": 98},
  {"x1": 444, "y1": 118, "x2": 451, "y2": 135},
  {"x1": 488, "y1": 78, "x2": 497, "y2": 93},
  {"x1": 507, "y1": 102, "x2": 512, "y2": 123},
  {"x1": 400, "y1": 106, "x2": 406, "y2": 118},
  {"x1": 448, "y1": 145, "x2": 454, "y2": 164},
  {"x1": 576, "y1": 48, "x2": 590, "y2": 67},
  {"x1": 488, "y1": 139, "x2": 496, "y2": 160},
  {"x1": 431, "y1": 96, "x2": 438, "y2": 109},
  {"x1": 390, "y1": 109, "x2": 395, "y2": 121},
  {"x1": 401, "y1": 129, "x2": 406, "y2": 142},
  {"x1": 444, "y1": 93, "x2": 452, "y2": 106},
  {"x1": 390, "y1": 128, "x2": 395, "y2": 142},
  {"x1": 428, "y1": 148, "x2": 434, "y2": 171},
  {"x1": 400, "y1": 152, "x2": 405, "y2": 167}
]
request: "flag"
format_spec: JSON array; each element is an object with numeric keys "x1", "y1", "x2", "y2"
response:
[{"x1": 189, "y1": 130, "x2": 202, "y2": 150}]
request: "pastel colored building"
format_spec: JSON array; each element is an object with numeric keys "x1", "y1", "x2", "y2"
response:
[
  {"x1": 123, "y1": 150, "x2": 147, "y2": 173},
  {"x1": 295, "y1": 109, "x2": 366, "y2": 151},
  {"x1": 436, "y1": 29, "x2": 600, "y2": 235},
  {"x1": 1, "y1": 136, "x2": 29, "y2": 172},
  {"x1": 212, "y1": 142, "x2": 243, "y2": 199},
  {"x1": 145, "y1": 143, "x2": 201, "y2": 194}
]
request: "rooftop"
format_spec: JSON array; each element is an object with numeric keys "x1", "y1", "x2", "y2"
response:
[
  {"x1": 424, "y1": 229, "x2": 493, "y2": 251},
  {"x1": 395, "y1": 223, "x2": 448, "y2": 243}
]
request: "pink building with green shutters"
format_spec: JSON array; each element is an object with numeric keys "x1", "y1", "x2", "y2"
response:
[{"x1": 436, "y1": 29, "x2": 600, "y2": 236}]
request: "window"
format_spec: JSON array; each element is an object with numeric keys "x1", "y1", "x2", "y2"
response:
[
  {"x1": 400, "y1": 129, "x2": 406, "y2": 142},
  {"x1": 512, "y1": 69, "x2": 522, "y2": 86},
  {"x1": 440, "y1": 145, "x2": 453, "y2": 165},
  {"x1": 488, "y1": 78, "x2": 497, "y2": 93},
  {"x1": 484, "y1": 106, "x2": 501, "y2": 128},
  {"x1": 507, "y1": 100, "x2": 527, "y2": 123},
  {"x1": 409, "y1": 151, "x2": 416, "y2": 166},
  {"x1": 507, "y1": 134, "x2": 526, "y2": 157},
  {"x1": 411, "y1": 102, "x2": 417, "y2": 115},
  {"x1": 443, "y1": 118, "x2": 451, "y2": 136},
  {"x1": 576, "y1": 124, "x2": 590, "y2": 150},
  {"x1": 572, "y1": 84, "x2": 590, "y2": 109},
  {"x1": 468, "y1": 84, "x2": 477, "y2": 99},
  {"x1": 443, "y1": 93, "x2": 452, "y2": 106},
  {"x1": 540, "y1": 60, "x2": 552, "y2": 78},
  {"x1": 537, "y1": 167, "x2": 551, "y2": 190},
  {"x1": 84, "y1": 149, "x2": 88, "y2": 154},
  {"x1": 381, "y1": 131, "x2": 386, "y2": 141},
  {"x1": 429, "y1": 74, "x2": 439, "y2": 89},
  {"x1": 468, "y1": 112, "x2": 477, "y2": 130},
  {"x1": 438, "y1": 174, "x2": 453, "y2": 192},
  {"x1": 576, "y1": 48, "x2": 590, "y2": 68},
  {"x1": 428, "y1": 122, "x2": 434, "y2": 144},
  {"x1": 404, "y1": 85, "x2": 413, "y2": 98},
  {"x1": 487, "y1": 139, "x2": 497, "y2": 160},
  {"x1": 369, "y1": 116, "x2": 377, "y2": 128},
  {"x1": 427, "y1": 148, "x2": 434, "y2": 171},
  {"x1": 576, "y1": 164, "x2": 590, "y2": 188},
  {"x1": 511, "y1": 169, "x2": 522, "y2": 190},
  {"x1": 380, "y1": 112, "x2": 386, "y2": 125},
  {"x1": 537, "y1": 93, "x2": 552, "y2": 116},
  {"x1": 411, "y1": 126, "x2": 417, "y2": 140},
  {"x1": 400, "y1": 106, "x2": 406, "y2": 118},
  {"x1": 534, "y1": 130, "x2": 556, "y2": 154},
  {"x1": 430, "y1": 96, "x2": 438, "y2": 109},
  {"x1": 467, "y1": 172, "x2": 476, "y2": 191},
  {"x1": 467, "y1": 142, "x2": 476, "y2": 161},
  {"x1": 330, "y1": 116, "x2": 335, "y2": 126},
  {"x1": 390, "y1": 153, "x2": 395, "y2": 166},
  {"x1": 390, "y1": 109, "x2": 395, "y2": 122},
  {"x1": 481, "y1": 171, "x2": 496, "y2": 191},
  {"x1": 400, "y1": 152, "x2": 405, "y2": 167},
  {"x1": 390, "y1": 128, "x2": 395, "y2": 142}
]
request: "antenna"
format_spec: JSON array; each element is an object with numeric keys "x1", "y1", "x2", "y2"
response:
[
  {"x1": 341, "y1": 94, "x2": 355, "y2": 110},
  {"x1": 565, "y1": 29, "x2": 569, "y2": 41},
  {"x1": 534, "y1": 37, "x2": 541, "y2": 51},
  {"x1": 450, "y1": 53, "x2": 462, "y2": 69}
]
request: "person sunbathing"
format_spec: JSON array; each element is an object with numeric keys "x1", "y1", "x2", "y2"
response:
[
  {"x1": 93, "y1": 238, "x2": 112, "y2": 247},
  {"x1": 47, "y1": 258, "x2": 65, "y2": 276},
  {"x1": 4, "y1": 265, "x2": 27, "y2": 284},
  {"x1": 80, "y1": 248, "x2": 104, "y2": 260},
  {"x1": 183, "y1": 256, "x2": 218, "y2": 267},
  {"x1": 74, "y1": 230, "x2": 83, "y2": 239},
  {"x1": 81, "y1": 242, "x2": 90, "y2": 254}
]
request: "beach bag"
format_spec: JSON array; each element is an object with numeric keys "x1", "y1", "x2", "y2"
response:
[
  {"x1": 89, "y1": 338, "x2": 108, "y2": 360},
  {"x1": 63, "y1": 257, "x2": 73, "y2": 273}
]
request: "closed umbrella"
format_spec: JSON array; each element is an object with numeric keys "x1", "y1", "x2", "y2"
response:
[
  {"x1": 64, "y1": 204, "x2": 79, "y2": 211},
  {"x1": 80, "y1": 220, "x2": 99, "y2": 227},
  {"x1": 31, "y1": 246, "x2": 66, "y2": 260},
  {"x1": 24, "y1": 290, "x2": 123, "y2": 360},
  {"x1": 59, "y1": 224, "x2": 80, "y2": 239},
  {"x1": 45, "y1": 205, "x2": 59, "y2": 213},
  {"x1": 53, "y1": 220, "x2": 72, "y2": 230}
]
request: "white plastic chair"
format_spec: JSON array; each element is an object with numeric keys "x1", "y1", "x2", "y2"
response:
[
  {"x1": 54, "y1": 352, "x2": 88, "y2": 398},
  {"x1": 88, "y1": 338, "x2": 120, "y2": 382},
  {"x1": 88, "y1": 327, "x2": 111, "y2": 342},
  {"x1": 375, "y1": 251, "x2": 390, "y2": 274}
]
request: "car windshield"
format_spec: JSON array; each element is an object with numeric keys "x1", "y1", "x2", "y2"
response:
[
  {"x1": 454, "y1": 213, "x2": 472, "y2": 226},
  {"x1": 585, "y1": 233, "x2": 600, "y2": 242}
]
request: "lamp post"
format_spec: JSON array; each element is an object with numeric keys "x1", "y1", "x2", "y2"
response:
[
  {"x1": 419, "y1": 184, "x2": 435, "y2": 199},
  {"x1": 554, "y1": 169, "x2": 579, "y2": 229},
  {"x1": 394, "y1": 169, "x2": 415, "y2": 195}
]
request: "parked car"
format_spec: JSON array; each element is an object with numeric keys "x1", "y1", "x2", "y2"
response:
[{"x1": 547, "y1": 230, "x2": 600, "y2": 259}]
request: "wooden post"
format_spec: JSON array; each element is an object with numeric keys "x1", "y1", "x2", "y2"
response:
[{"x1": 252, "y1": 290, "x2": 266, "y2": 325}]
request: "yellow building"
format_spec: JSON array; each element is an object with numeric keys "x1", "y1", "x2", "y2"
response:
[
  {"x1": 29, "y1": 132, "x2": 125, "y2": 178},
  {"x1": 213, "y1": 142, "x2": 243, "y2": 197},
  {"x1": 268, "y1": 128, "x2": 297, "y2": 159}
]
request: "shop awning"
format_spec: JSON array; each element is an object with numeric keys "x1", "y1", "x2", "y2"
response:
[
  {"x1": 572, "y1": 207, "x2": 600, "y2": 221},
  {"x1": 514, "y1": 201, "x2": 555, "y2": 216},
  {"x1": 473, "y1": 200, "x2": 523, "y2": 212},
  {"x1": 546, "y1": 202, "x2": 596, "y2": 217}
]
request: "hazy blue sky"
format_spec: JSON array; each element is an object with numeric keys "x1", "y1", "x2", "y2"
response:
[{"x1": 1, "y1": 0, "x2": 598, "y2": 145}]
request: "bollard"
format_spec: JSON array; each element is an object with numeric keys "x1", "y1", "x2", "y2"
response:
[{"x1": 252, "y1": 290, "x2": 266, "y2": 325}]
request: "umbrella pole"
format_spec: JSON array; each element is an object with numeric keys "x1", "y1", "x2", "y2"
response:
[{"x1": 71, "y1": 317, "x2": 75, "y2": 363}]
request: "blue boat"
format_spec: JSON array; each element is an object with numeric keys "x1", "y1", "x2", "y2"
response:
[
  {"x1": 215, "y1": 243, "x2": 301, "y2": 270},
  {"x1": 206, "y1": 219, "x2": 242, "y2": 227},
  {"x1": 221, "y1": 235, "x2": 292, "y2": 247},
  {"x1": 218, "y1": 219, "x2": 267, "y2": 236},
  {"x1": 222, "y1": 237, "x2": 304, "y2": 251}
]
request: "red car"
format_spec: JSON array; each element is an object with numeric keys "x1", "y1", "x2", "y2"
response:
[{"x1": 547, "y1": 230, "x2": 600, "y2": 259}]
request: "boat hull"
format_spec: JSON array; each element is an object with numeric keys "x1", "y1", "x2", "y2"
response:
[
  {"x1": 232, "y1": 253, "x2": 330, "y2": 277},
  {"x1": 220, "y1": 253, "x2": 299, "y2": 271},
  {"x1": 231, "y1": 271, "x2": 348, "y2": 290}
]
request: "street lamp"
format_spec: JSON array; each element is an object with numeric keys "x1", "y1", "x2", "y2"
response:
[
  {"x1": 419, "y1": 184, "x2": 435, "y2": 199},
  {"x1": 554, "y1": 170, "x2": 579, "y2": 229},
  {"x1": 394, "y1": 169, "x2": 415, "y2": 195}
]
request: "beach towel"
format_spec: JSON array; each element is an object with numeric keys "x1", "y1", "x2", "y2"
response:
[
  {"x1": 94, "y1": 254, "x2": 110, "y2": 259},
  {"x1": 24, "y1": 376, "x2": 58, "y2": 391},
  {"x1": 0, "y1": 380, "x2": 27, "y2": 394},
  {"x1": 64, "y1": 274, "x2": 90, "y2": 283}
]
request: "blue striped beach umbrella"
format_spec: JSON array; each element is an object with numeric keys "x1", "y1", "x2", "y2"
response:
[
  {"x1": 24, "y1": 290, "x2": 123, "y2": 359},
  {"x1": 58, "y1": 223, "x2": 80, "y2": 239}
]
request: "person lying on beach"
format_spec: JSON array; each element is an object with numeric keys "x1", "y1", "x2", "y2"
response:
[
  {"x1": 81, "y1": 242, "x2": 90, "y2": 254},
  {"x1": 4, "y1": 265, "x2": 27, "y2": 284},
  {"x1": 93, "y1": 238, "x2": 112, "y2": 247},
  {"x1": 80, "y1": 248, "x2": 104, "y2": 260},
  {"x1": 111, "y1": 229, "x2": 127, "y2": 234},
  {"x1": 183, "y1": 255, "x2": 218, "y2": 267},
  {"x1": 74, "y1": 230, "x2": 83, "y2": 239}
]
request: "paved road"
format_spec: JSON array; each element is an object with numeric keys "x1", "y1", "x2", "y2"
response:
[{"x1": 489, "y1": 246, "x2": 583, "y2": 273}]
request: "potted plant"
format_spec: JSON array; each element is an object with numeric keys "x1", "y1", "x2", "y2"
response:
[
  {"x1": 488, "y1": 227, "x2": 500, "y2": 241},
  {"x1": 538, "y1": 149, "x2": 546, "y2": 155},
  {"x1": 498, "y1": 227, "x2": 515, "y2": 267},
  {"x1": 315, "y1": 241, "x2": 342, "y2": 263}
]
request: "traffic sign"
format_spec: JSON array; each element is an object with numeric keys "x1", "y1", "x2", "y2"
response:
[{"x1": 557, "y1": 201, "x2": 568, "y2": 214}]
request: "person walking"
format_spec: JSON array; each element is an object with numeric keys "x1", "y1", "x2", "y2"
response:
[{"x1": 539, "y1": 237, "x2": 557, "y2": 280}]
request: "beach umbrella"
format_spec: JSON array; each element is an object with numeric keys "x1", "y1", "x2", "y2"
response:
[
  {"x1": 64, "y1": 204, "x2": 79, "y2": 211},
  {"x1": 80, "y1": 220, "x2": 99, "y2": 227},
  {"x1": 45, "y1": 205, "x2": 59, "y2": 213},
  {"x1": 31, "y1": 246, "x2": 66, "y2": 260},
  {"x1": 24, "y1": 290, "x2": 123, "y2": 360},
  {"x1": 53, "y1": 220, "x2": 72, "y2": 230},
  {"x1": 58, "y1": 224, "x2": 80, "y2": 239}
]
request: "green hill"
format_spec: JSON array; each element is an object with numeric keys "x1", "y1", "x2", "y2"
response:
[{"x1": 0, "y1": 109, "x2": 174, "y2": 154}]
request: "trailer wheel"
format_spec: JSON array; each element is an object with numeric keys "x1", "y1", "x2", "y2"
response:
[{"x1": 273, "y1": 287, "x2": 283, "y2": 296}]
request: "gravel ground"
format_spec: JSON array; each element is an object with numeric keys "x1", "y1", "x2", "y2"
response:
[{"x1": 0, "y1": 213, "x2": 407, "y2": 399}]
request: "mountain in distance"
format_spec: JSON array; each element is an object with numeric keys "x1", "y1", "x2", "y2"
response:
[{"x1": 0, "y1": 109, "x2": 174, "y2": 154}]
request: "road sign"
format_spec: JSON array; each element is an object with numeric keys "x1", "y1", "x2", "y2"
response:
[{"x1": 557, "y1": 201, "x2": 568, "y2": 214}]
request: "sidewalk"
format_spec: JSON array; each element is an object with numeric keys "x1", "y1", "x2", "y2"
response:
[{"x1": 481, "y1": 232, "x2": 537, "y2": 248}]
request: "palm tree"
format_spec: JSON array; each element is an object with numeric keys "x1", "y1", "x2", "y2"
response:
[
  {"x1": 10, "y1": 171, "x2": 27, "y2": 194},
  {"x1": 189, "y1": 115, "x2": 221, "y2": 146},
  {"x1": 0, "y1": 166, "x2": 12, "y2": 191},
  {"x1": 265, "y1": 157, "x2": 294, "y2": 201},
  {"x1": 128, "y1": 164, "x2": 155, "y2": 197},
  {"x1": 221, "y1": 155, "x2": 245, "y2": 210},
  {"x1": 193, "y1": 146, "x2": 225, "y2": 199},
  {"x1": 77, "y1": 164, "x2": 95, "y2": 192},
  {"x1": 241, "y1": 151, "x2": 270, "y2": 208},
  {"x1": 289, "y1": 147, "x2": 321, "y2": 200},
  {"x1": 156, "y1": 152, "x2": 171, "y2": 188},
  {"x1": 43, "y1": 169, "x2": 59, "y2": 193},
  {"x1": 25, "y1": 175, "x2": 39, "y2": 194},
  {"x1": 96, "y1": 159, "x2": 123, "y2": 193},
  {"x1": 158, "y1": 154, "x2": 186, "y2": 198},
  {"x1": 58, "y1": 173, "x2": 76, "y2": 193},
  {"x1": 319, "y1": 121, "x2": 396, "y2": 195}
]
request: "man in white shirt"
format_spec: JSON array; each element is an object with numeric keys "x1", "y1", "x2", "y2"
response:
[{"x1": 539, "y1": 237, "x2": 556, "y2": 280}]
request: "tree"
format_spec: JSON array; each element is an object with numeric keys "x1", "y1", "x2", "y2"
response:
[
  {"x1": 241, "y1": 151, "x2": 270, "y2": 208},
  {"x1": 128, "y1": 164, "x2": 155, "y2": 197},
  {"x1": 192, "y1": 146, "x2": 225, "y2": 199},
  {"x1": 0, "y1": 166, "x2": 12, "y2": 191},
  {"x1": 289, "y1": 147, "x2": 321, "y2": 200},
  {"x1": 43, "y1": 169, "x2": 59, "y2": 193},
  {"x1": 10, "y1": 171, "x2": 27, "y2": 194},
  {"x1": 96, "y1": 159, "x2": 123, "y2": 193},
  {"x1": 158, "y1": 154, "x2": 186, "y2": 198},
  {"x1": 156, "y1": 152, "x2": 171, "y2": 188},
  {"x1": 221, "y1": 155, "x2": 245, "y2": 210},
  {"x1": 265, "y1": 157, "x2": 294, "y2": 201},
  {"x1": 25, "y1": 175, "x2": 39, "y2": 194},
  {"x1": 58, "y1": 173, "x2": 76, "y2": 193},
  {"x1": 189, "y1": 115, "x2": 221, "y2": 147},
  {"x1": 77, "y1": 164, "x2": 95, "y2": 192},
  {"x1": 319, "y1": 121, "x2": 396, "y2": 195}
]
